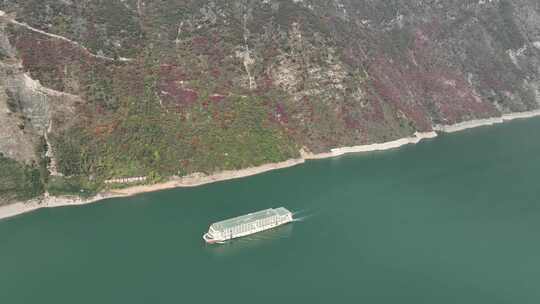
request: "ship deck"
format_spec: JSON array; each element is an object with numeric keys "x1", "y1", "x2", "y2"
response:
[{"x1": 211, "y1": 208, "x2": 290, "y2": 232}]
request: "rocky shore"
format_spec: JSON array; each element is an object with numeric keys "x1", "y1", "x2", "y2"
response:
[{"x1": 2, "y1": 109, "x2": 540, "y2": 221}]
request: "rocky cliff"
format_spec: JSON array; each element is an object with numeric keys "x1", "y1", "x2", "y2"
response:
[{"x1": 0, "y1": 0, "x2": 539, "y2": 203}]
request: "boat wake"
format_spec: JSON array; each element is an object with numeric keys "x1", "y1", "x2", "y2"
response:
[{"x1": 292, "y1": 209, "x2": 317, "y2": 222}]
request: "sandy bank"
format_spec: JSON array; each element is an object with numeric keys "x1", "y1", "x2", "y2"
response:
[
  {"x1": 300, "y1": 132, "x2": 437, "y2": 160},
  {"x1": 330, "y1": 131, "x2": 438, "y2": 157},
  {"x1": 111, "y1": 158, "x2": 307, "y2": 196},
  {"x1": 1, "y1": 109, "x2": 539, "y2": 221},
  {"x1": 0, "y1": 133, "x2": 437, "y2": 221},
  {"x1": 0, "y1": 193, "x2": 117, "y2": 221},
  {"x1": 433, "y1": 109, "x2": 540, "y2": 133},
  {"x1": 0, "y1": 159, "x2": 308, "y2": 221}
]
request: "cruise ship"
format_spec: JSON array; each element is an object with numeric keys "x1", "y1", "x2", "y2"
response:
[{"x1": 203, "y1": 207, "x2": 293, "y2": 244}]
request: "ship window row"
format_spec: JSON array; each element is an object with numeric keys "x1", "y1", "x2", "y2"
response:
[{"x1": 228, "y1": 216, "x2": 279, "y2": 234}]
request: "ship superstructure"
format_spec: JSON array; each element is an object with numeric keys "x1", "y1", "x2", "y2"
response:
[{"x1": 203, "y1": 207, "x2": 293, "y2": 243}]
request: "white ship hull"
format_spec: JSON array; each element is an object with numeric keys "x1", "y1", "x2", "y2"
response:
[{"x1": 203, "y1": 207, "x2": 293, "y2": 244}]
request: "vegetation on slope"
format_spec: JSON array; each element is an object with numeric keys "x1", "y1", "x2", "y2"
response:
[
  {"x1": 0, "y1": 153, "x2": 44, "y2": 205},
  {"x1": 0, "y1": 0, "x2": 539, "y2": 201},
  {"x1": 49, "y1": 56, "x2": 299, "y2": 188}
]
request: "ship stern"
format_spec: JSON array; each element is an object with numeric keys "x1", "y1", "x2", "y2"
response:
[{"x1": 203, "y1": 233, "x2": 218, "y2": 244}]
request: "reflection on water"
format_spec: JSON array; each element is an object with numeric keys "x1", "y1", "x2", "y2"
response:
[{"x1": 206, "y1": 223, "x2": 294, "y2": 257}]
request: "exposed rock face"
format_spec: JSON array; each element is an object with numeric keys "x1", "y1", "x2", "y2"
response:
[
  {"x1": 0, "y1": 14, "x2": 78, "y2": 163},
  {"x1": 0, "y1": 0, "x2": 538, "y2": 201}
]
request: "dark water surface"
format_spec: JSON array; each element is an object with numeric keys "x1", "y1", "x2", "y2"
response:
[{"x1": 1, "y1": 118, "x2": 540, "y2": 303}]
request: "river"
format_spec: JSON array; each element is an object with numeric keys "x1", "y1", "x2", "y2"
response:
[{"x1": 1, "y1": 118, "x2": 540, "y2": 303}]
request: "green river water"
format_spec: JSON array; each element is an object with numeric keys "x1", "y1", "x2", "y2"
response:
[{"x1": 1, "y1": 118, "x2": 540, "y2": 303}]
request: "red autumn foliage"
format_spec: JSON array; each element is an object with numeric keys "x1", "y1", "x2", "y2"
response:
[
  {"x1": 272, "y1": 102, "x2": 289, "y2": 124},
  {"x1": 191, "y1": 36, "x2": 209, "y2": 54},
  {"x1": 159, "y1": 63, "x2": 188, "y2": 82},
  {"x1": 157, "y1": 62, "x2": 200, "y2": 107},
  {"x1": 368, "y1": 28, "x2": 500, "y2": 129},
  {"x1": 13, "y1": 31, "x2": 89, "y2": 92},
  {"x1": 210, "y1": 68, "x2": 221, "y2": 78},
  {"x1": 209, "y1": 94, "x2": 226, "y2": 103}
]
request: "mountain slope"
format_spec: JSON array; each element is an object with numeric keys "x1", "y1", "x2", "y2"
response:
[{"x1": 0, "y1": 0, "x2": 539, "y2": 203}]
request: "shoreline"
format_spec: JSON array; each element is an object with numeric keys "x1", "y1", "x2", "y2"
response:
[
  {"x1": 2, "y1": 109, "x2": 540, "y2": 221},
  {"x1": 433, "y1": 109, "x2": 540, "y2": 133}
]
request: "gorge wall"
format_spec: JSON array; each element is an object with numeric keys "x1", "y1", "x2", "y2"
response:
[{"x1": 0, "y1": 0, "x2": 539, "y2": 203}]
